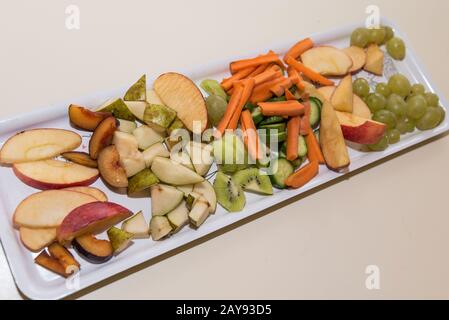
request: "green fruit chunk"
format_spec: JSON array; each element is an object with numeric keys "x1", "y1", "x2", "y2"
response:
[
  {"x1": 128, "y1": 168, "x2": 159, "y2": 195},
  {"x1": 387, "y1": 129, "x2": 401, "y2": 144},
  {"x1": 353, "y1": 78, "x2": 370, "y2": 98},
  {"x1": 373, "y1": 109, "x2": 397, "y2": 130},
  {"x1": 424, "y1": 92, "x2": 439, "y2": 107},
  {"x1": 388, "y1": 74, "x2": 411, "y2": 98},
  {"x1": 381, "y1": 26, "x2": 394, "y2": 43},
  {"x1": 213, "y1": 172, "x2": 246, "y2": 212},
  {"x1": 232, "y1": 167, "x2": 273, "y2": 195},
  {"x1": 366, "y1": 93, "x2": 387, "y2": 113},
  {"x1": 368, "y1": 28, "x2": 386, "y2": 45},
  {"x1": 386, "y1": 37, "x2": 406, "y2": 61},
  {"x1": 98, "y1": 98, "x2": 136, "y2": 121},
  {"x1": 124, "y1": 75, "x2": 146, "y2": 101},
  {"x1": 396, "y1": 116, "x2": 416, "y2": 134},
  {"x1": 406, "y1": 95, "x2": 427, "y2": 120},
  {"x1": 206, "y1": 95, "x2": 227, "y2": 127},
  {"x1": 410, "y1": 84, "x2": 425, "y2": 96},
  {"x1": 167, "y1": 117, "x2": 186, "y2": 135},
  {"x1": 367, "y1": 135, "x2": 388, "y2": 152},
  {"x1": 375, "y1": 83, "x2": 391, "y2": 97},
  {"x1": 269, "y1": 158, "x2": 294, "y2": 189},
  {"x1": 200, "y1": 79, "x2": 228, "y2": 101},
  {"x1": 150, "y1": 216, "x2": 172, "y2": 241},
  {"x1": 143, "y1": 104, "x2": 177, "y2": 131},
  {"x1": 107, "y1": 227, "x2": 133, "y2": 253},
  {"x1": 351, "y1": 28, "x2": 369, "y2": 48},
  {"x1": 416, "y1": 108, "x2": 442, "y2": 131},
  {"x1": 386, "y1": 94, "x2": 407, "y2": 117},
  {"x1": 213, "y1": 133, "x2": 250, "y2": 173}
]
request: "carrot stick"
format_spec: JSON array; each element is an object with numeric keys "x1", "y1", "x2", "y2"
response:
[
  {"x1": 300, "y1": 101, "x2": 311, "y2": 135},
  {"x1": 230, "y1": 52, "x2": 280, "y2": 74},
  {"x1": 227, "y1": 78, "x2": 255, "y2": 130},
  {"x1": 306, "y1": 130, "x2": 325, "y2": 164},
  {"x1": 270, "y1": 77, "x2": 293, "y2": 97},
  {"x1": 285, "y1": 161, "x2": 319, "y2": 189},
  {"x1": 215, "y1": 84, "x2": 244, "y2": 137},
  {"x1": 283, "y1": 38, "x2": 314, "y2": 62},
  {"x1": 247, "y1": 63, "x2": 270, "y2": 78},
  {"x1": 285, "y1": 88, "x2": 296, "y2": 100},
  {"x1": 285, "y1": 56, "x2": 334, "y2": 86},
  {"x1": 240, "y1": 110, "x2": 261, "y2": 160},
  {"x1": 253, "y1": 68, "x2": 282, "y2": 86},
  {"x1": 258, "y1": 101, "x2": 305, "y2": 117},
  {"x1": 286, "y1": 116, "x2": 300, "y2": 161},
  {"x1": 250, "y1": 90, "x2": 273, "y2": 104},
  {"x1": 287, "y1": 66, "x2": 305, "y2": 90},
  {"x1": 221, "y1": 66, "x2": 256, "y2": 91}
]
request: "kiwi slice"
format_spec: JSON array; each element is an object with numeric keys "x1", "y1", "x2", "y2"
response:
[
  {"x1": 232, "y1": 168, "x2": 273, "y2": 195},
  {"x1": 124, "y1": 75, "x2": 146, "y2": 101},
  {"x1": 213, "y1": 172, "x2": 245, "y2": 212},
  {"x1": 98, "y1": 98, "x2": 136, "y2": 121},
  {"x1": 127, "y1": 168, "x2": 159, "y2": 195}
]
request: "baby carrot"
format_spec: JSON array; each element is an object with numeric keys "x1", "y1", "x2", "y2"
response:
[
  {"x1": 270, "y1": 77, "x2": 293, "y2": 97},
  {"x1": 215, "y1": 84, "x2": 244, "y2": 137},
  {"x1": 286, "y1": 116, "x2": 300, "y2": 161},
  {"x1": 305, "y1": 130, "x2": 325, "y2": 164},
  {"x1": 227, "y1": 78, "x2": 255, "y2": 130},
  {"x1": 287, "y1": 66, "x2": 305, "y2": 90},
  {"x1": 253, "y1": 68, "x2": 282, "y2": 86},
  {"x1": 300, "y1": 101, "x2": 311, "y2": 135},
  {"x1": 285, "y1": 161, "x2": 319, "y2": 189},
  {"x1": 248, "y1": 63, "x2": 270, "y2": 78},
  {"x1": 230, "y1": 52, "x2": 280, "y2": 74},
  {"x1": 240, "y1": 110, "x2": 261, "y2": 160},
  {"x1": 283, "y1": 38, "x2": 314, "y2": 62},
  {"x1": 285, "y1": 56, "x2": 334, "y2": 86},
  {"x1": 257, "y1": 101, "x2": 305, "y2": 117},
  {"x1": 285, "y1": 88, "x2": 297, "y2": 100},
  {"x1": 221, "y1": 66, "x2": 256, "y2": 91}
]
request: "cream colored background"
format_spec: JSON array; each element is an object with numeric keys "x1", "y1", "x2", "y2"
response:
[{"x1": 0, "y1": 0, "x2": 448, "y2": 299}]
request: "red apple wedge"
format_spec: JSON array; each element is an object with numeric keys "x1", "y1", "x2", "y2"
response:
[
  {"x1": 13, "y1": 159, "x2": 99, "y2": 190},
  {"x1": 318, "y1": 86, "x2": 372, "y2": 119},
  {"x1": 0, "y1": 129, "x2": 81, "y2": 164},
  {"x1": 336, "y1": 111, "x2": 386, "y2": 145},
  {"x1": 331, "y1": 75, "x2": 353, "y2": 113},
  {"x1": 13, "y1": 190, "x2": 97, "y2": 228},
  {"x1": 154, "y1": 72, "x2": 208, "y2": 132},
  {"x1": 57, "y1": 201, "x2": 132, "y2": 243}
]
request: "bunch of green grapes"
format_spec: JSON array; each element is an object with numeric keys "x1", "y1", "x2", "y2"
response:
[
  {"x1": 350, "y1": 25, "x2": 406, "y2": 60},
  {"x1": 352, "y1": 74, "x2": 446, "y2": 151}
]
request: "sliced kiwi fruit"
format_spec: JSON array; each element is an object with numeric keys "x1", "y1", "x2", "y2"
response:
[
  {"x1": 232, "y1": 167, "x2": 273, "y2": 195},
  {"x1": 143, "y1": 104, "x2": 177, "y2": 132},
  {"x1": 213, "y1": 172, "x2": 245, "y2": 212},
  {"x1": 127, "y1": 168, "x2": 159, "y2": 195},
  {"x1": 124, "y1": 75, "x2": 146, "y2": 101},
  {"x1": 98, "y1": 98, "x2": 136, "y2": 121}
]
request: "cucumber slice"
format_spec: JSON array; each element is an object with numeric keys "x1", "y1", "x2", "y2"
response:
[
  {"x1": 244, "y1": 102, "x2": 256, "y2": 113},
  {"x1": 298, "y1": 135, "x2": 308, "y2": 157},
  {"x1": 259, "y1": 123, "x2": 286, "y2": 132},
  {"x1": 267, "y1": 96, "x2": 287, "y2": 102},
  {"x1": 314, "y1": 130, "x2": 320, "y2": 143},
  {"x1": 309, "y1": 97, "x2": 322, "y2": 128},
  {"x1": 251, "y1": 107, "x2": 264, "y2": 125},
  {"x1": 290, "y1": 156, "x2": 304, "y2": 169},
  {"x1": 259, "y1": 116, "x2": 285, "y2": 126},
  {"x1": 270, "y1": 158, "x2": 294, "y2": 189}
]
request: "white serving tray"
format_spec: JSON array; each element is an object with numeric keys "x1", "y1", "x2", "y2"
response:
[{"x1": 0, "y1": 19, "x2": 447, "y2": 299}]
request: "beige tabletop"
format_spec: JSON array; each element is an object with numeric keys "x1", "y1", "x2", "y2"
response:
[{"x1": 1, "y1": 0, "x2": 448, "y2": 300}]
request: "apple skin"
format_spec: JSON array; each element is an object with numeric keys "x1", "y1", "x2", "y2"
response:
[
  {"x1": 57, "y1": 201, "x2": 132, "y2": 243},
  {"x1": 13, "y1": 161, "x2": 99, "y2": 190},
  {"x1": 336, "y1": 111, "x2": 386, "y2": 145}
]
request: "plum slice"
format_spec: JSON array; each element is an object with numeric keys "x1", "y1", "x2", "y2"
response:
[{"x1": 73, "y1": 234, "x2": 113, "y2": 264}]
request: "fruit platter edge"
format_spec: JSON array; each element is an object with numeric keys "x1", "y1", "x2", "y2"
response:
[{"x1": 0, "y1": 18, "x2": 448, "y2": 299}]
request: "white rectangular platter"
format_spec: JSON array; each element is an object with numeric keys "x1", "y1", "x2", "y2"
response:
[{"x1": 0, "y1": 19, "x2": 448, "y2": 299}]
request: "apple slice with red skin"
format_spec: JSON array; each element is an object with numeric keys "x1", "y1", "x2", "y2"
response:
[
  {"x1": 57, "y1": 201, "x2": 132, "y2": 243},
  {"x1": 318, "y1": 86, "x2": 372, "y2": 119},
  {"x1": 336, "y1": 111, "x2": 386, "y2": 145},
  {"x1": 69, "y1": 104, "x2": 112, "y2": 131},
  {"x1": 13, "y1": 159, "x2": 99, "y2": 190},
  {"x1": 89, "y1": 116, "x2": 118, "y2": 160}
]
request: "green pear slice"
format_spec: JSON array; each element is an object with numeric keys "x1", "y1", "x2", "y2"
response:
[
  {"x1": 188, "y1": 197, "x2": 210, "y2": 228},
  {"x1": 113, "y1": 131, "x2": 139, "y2": 158},
  {"x1": 133, "y1": 125, "x2": 166, "y2": 150},
  {"x1": 150, "y1": 216, "x2": 172, "y2": 240},
  {"x1": 167, "y1": 118, "x2": 186, "y2": 136},
  {"x1": 121, "y1": 211, "x2": 149, "y2": 238},
  {"x1": 117, "y1": 119, "x2": 137, "y2": 134},
  {"x1": 166, "y1": 201, "x2": 189, "y2": 232},
  {"x1": 186, "y1": 142, "x2": 213, "y2": 176},
  {"x1": 170, "y1": 150, "x2": 194, "y2": 171},
  {"x1": 146, "y1": 89, "x2": 164, "y2": 105},
  {"x1": 193, "y1": 180, "x2": 217, "y2": 213},
  {"x1": 151, "y1": 157, "x2": 204, "y2": 185},
  {"x1": 127, "y1": 168, "x2": 159, "y2": 195},
  {"x1": 124, "y1": 75, "x2": 146, "y2": 101},
  {"x1": 97, "y1": 98, "x2": 135, "y2": 121},
  {"x1": 150, "y1": 184, "x2": 184, "y2": 216},
  {"x1": 142, "y1": 142, "x2": 170, "y2": 167},
  {"x1": 124, "y1": 101, "x2": 147, "y2": 121},
  {"x1": 177, "y1": 184, "x2": 193, "y2": 196},
  {"x1": 143, "y1": 104, "x2": 177, "y2": 132},
  {"x1": 107, "y1": 226, "x2": 133, "y2": 253}
]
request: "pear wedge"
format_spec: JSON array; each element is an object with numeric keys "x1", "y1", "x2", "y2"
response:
[
  {"x1": 151, "y1": 157, "x2": 204, "y2": 185},
  {"x1": 124, "y1": 101, "x2": 147, "y2": 121},
  {"x1": 150, "y1": 216, "x2": 172, "y2": 241},
  {"x1": 97, "y1": 98, "x2": 135, "y2": 121},
  {"x1": 150, "y1": 184, "x2": 184, "y2": 216},
  {"x1": 193, "y1": 180, "x2": 217, "y2": 213},
  {"x1": 188, "y1": 197, "x2": 210, "y2": 228},
  {"x1": 166, "y1": 201, "x2": 189, "y2": 233},
  {"x1": 143, "y1": 104, "x2": 177, "y2": 133},
  {"x1": 107, "y1": 226, "x2": 133, "y2": 253},
  {"x1": 124, "y1": 75, "x2": 146, "y2": 101},
  {"x1": 186, "y1": 142, "x2": 213, "y2": 176},
  {"x1": 121, "y1": 211, "x2": 149, "y2": 238}
]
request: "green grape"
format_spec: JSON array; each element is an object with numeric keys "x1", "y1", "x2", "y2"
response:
[
  {"x1": 396, "y1": 117, "x2": 415, "y2": 134},
  {"x1": 381, "y1": 26, "x2": 394, "y2": 43},
  {"x1": 435, "y1": 106, "x2": 446, "y2": 124},
  {"x1": 388, "y1": 74, "x2": 411, "y2": 98},
  {"x1": 410, "y1": 84, "x2": 425, "y2": 96},
  {"x1": 373, "y1": 109, "x2": 397, "y2": 130},
  {"x1": 386, "y1": 93, "x2": 407, "y2": 117},
  {"x1": 387, "y1": 129, "x2": 401, "y2": 144},
  {"x1": 200, "y1": 79, "x2": 228, "y2": 101},
  {"x1": 386, "y1": 37, "x2": 406, "y2": 60},
  {"x1": 353, "y1": 78, "x2": 370, "y2": 98},
  {"x1": 416, "y1": 108, "x2": 442, "y2": 130},
  {"x1": 424, "y1": 92, "x2": 439, "y2": 107},
  {"x1": 368, "y1": 28, "x2": 386, "y2": 45},
  {"x1": 368, "y1": 135, "x2": 388, "y2": 152},
  {"x1": 406, "y1": 95, "x2": 427, "y2": 120},
  {"x1": 375, "y1": 83, "x2": 391, "y2": 97},
  {"x1": 366, "y1": 93, "x2": 387, "y2": 113},
  {"x1": 351, "y1": 28, "x2": 369, "y2": 48},
  {"x1": 205, "y1": 95, "x2": 228, "y2": 127}
]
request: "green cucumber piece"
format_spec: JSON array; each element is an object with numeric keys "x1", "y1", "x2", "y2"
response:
[
  {"x1": 244, "y1": 102, "x2": 256, "y2": 113},
  {"x1": 270, "y1": 158, "x2": 294, "y2": 189},
  {"x1": 259, "y1": 116, "x2": 285, "y2": 126},
  {"x1": 309, "y1": 97, "x2": 321, "y2": 128},
  {"x1": 267, "y1": 96, "x2": 287, "y2": 102},
  {"x1": 259, "y1": 123, "x2": 286, "y2": 132},
  {"x1": 251, "y1": 107, "x2": 264, "y2": 125},
  {"x1": 200, "y1": 79, "x2": 228, "y2": 101},
  {"x1": 297, "y1": 135, "x2": 308, "y2": 157}
]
